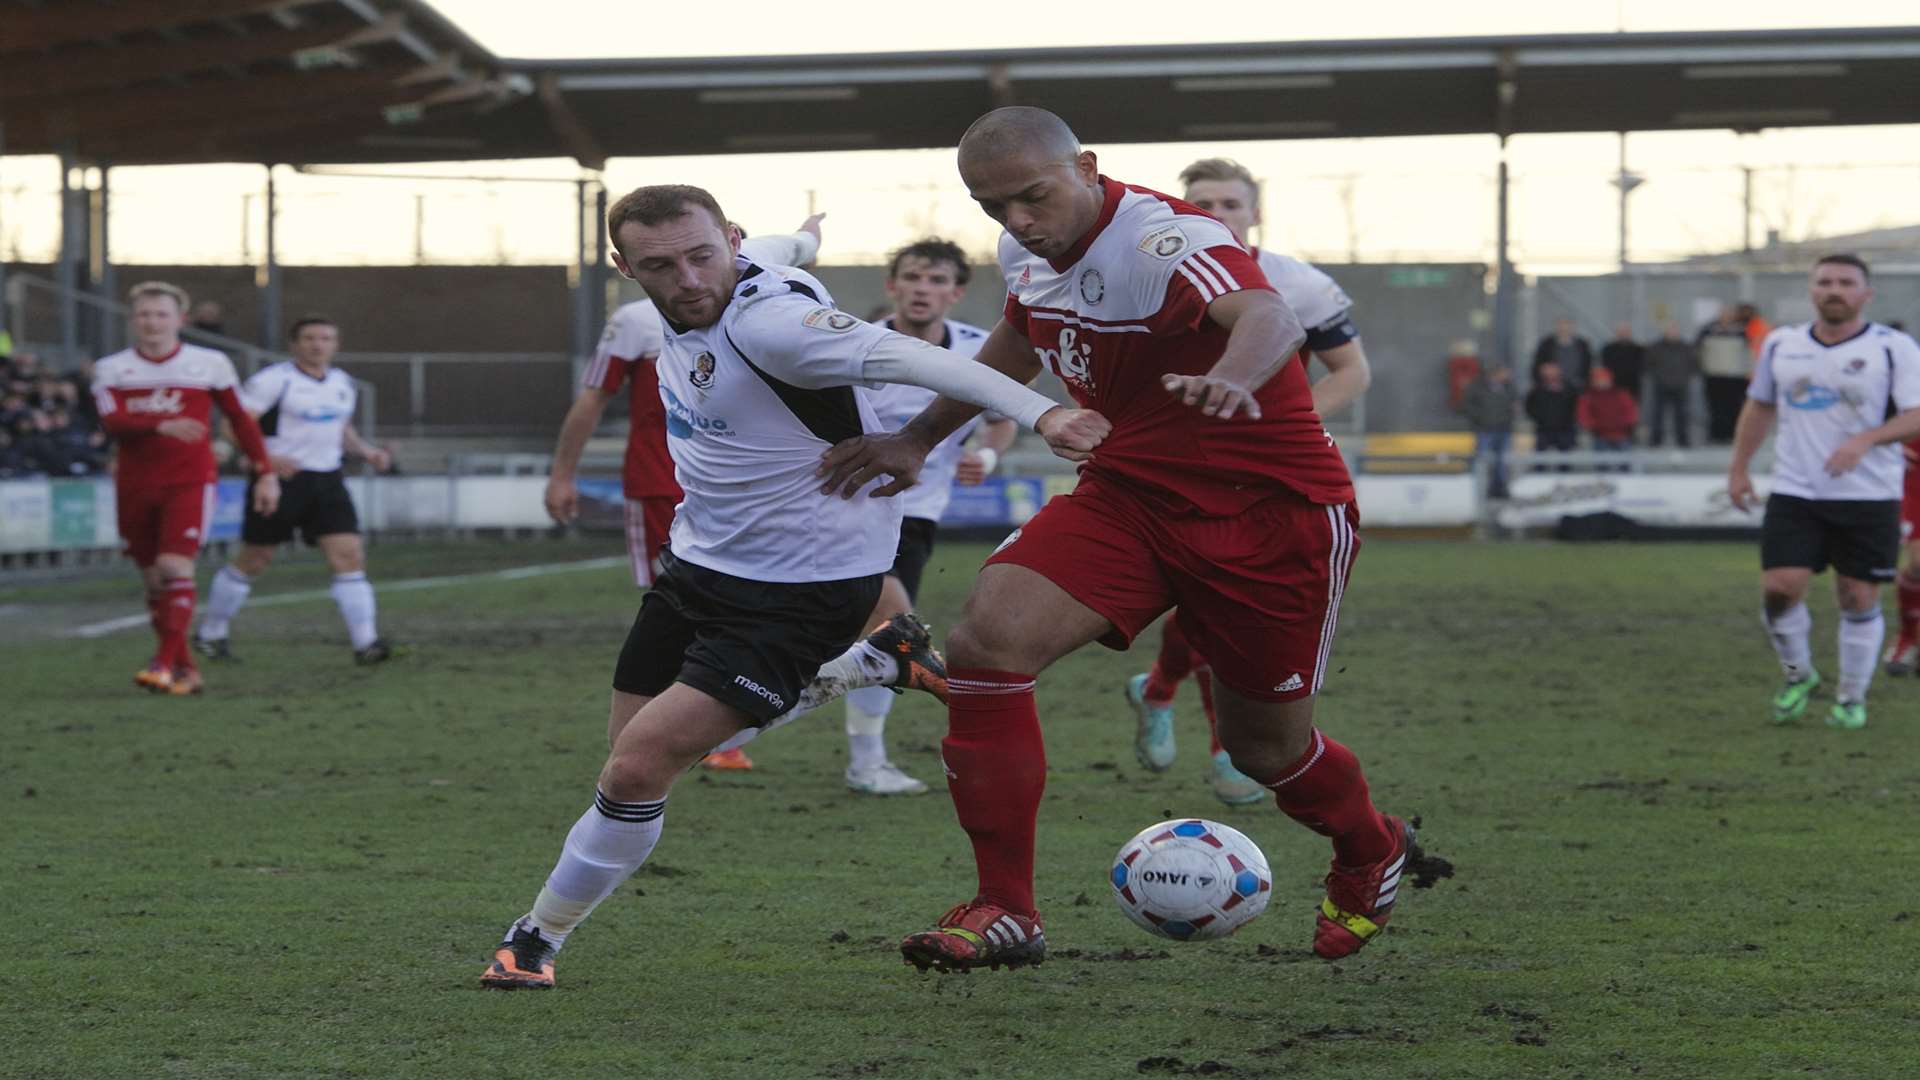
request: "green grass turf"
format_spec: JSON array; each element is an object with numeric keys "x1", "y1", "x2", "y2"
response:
[{"x1": 5, "y1": 539, "x2": 1917, "y2": 1079}]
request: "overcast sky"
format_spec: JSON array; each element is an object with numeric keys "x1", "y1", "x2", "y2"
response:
[{"x1": 3, "y1": 1, "x2": 1917, "y2": 274}]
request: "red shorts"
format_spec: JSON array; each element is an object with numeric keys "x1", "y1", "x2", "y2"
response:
[
  {"x1": 986, "y1": 477, "x2": 1359, "y2": 702},
  {"x1": 625, "y1": 496, "x2": 677, "y2": 587},
  {"x1": 1903, "y1": 463, "x2": 1920, "y2": 544},
  {"x1": 118, "y1": 482, "x2": 216, "y2": 566}
]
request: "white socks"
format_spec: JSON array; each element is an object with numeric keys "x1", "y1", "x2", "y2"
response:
[
  {"x1": 330, "y1": 572, "x2": 379, "y2": 650},
  {"x1": 1837, "y1": 607, "x2": 1885, "y2": 704},
  {"x1": 846, "y1": 686, "x2": 897, "y2": 771},
  {"x1": 198, "y1": 566, "x2": 253, "y2": 640},
  {"x1": 523, "y1": 790, "x2": 667, "y2": 950},
  {"x1": 1762, "y1": 603, "x2": 1813, "y2": 682}
]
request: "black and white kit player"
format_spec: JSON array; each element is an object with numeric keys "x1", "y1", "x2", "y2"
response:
[
  {"x1": 1728, "y1": 254, "x2": 1920, "y2": 729},
  {"x1": 194, "y1": 316, "x2": 402, "y2": 664},
  {"x1": 478, "y1": 184, "x2": 1108, "y2": 989}
]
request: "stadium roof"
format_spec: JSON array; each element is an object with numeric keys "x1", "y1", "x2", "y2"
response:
[{"x1": 4, "y1": 19, "x2": 1919, "y2": 166}]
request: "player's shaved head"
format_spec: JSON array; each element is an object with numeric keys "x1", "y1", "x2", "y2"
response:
[
  {"x1": 956, "y1": 107, "x2": 1105, "y2": 261},
  {"x1": 957, "y1": 107, "x2": 1081, "y2": 171}
]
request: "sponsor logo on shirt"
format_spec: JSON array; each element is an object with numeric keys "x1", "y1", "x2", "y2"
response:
[
  {"x1": 125, "y1": 388, "x2": 185, "y2": 415},
  {"x1": 690, "y1": 351, "x2": 716, "y2": 390},
  {"x1": 1138, "y1": 225, "x2": 1189, "y2": 260},
  {"x1": 661, "y1": 385, "x2": 732, "y2": 439},
  {"x1": 1078, "y1": 268, "x2": 1105, "y2": 306},
  {"x1": 801, "y1": 307, "x2": 859, "y2": 334},
  {"x1": 1034, "y1": 326, "x2": 1094, "y2": 391}
]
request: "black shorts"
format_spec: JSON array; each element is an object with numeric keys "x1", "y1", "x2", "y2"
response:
[
  {"x1": 611, "y1": 550, "x2": 884, "y2": 724},
  {"x1": 888, "y1": 516, "x2": 939, "y2": 601},
  {"x1": 242, "y1": 469, "x2": 359, "y2": 546},
  {"x1": 1760, "y1": 494, "x2": 1901, "y2": 582}
]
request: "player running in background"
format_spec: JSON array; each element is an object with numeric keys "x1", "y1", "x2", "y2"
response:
[
  {"x1": 1728, "y1": 254, "x2": 1920, "y2": 729},
  {"x1": 478, "y1": 184, "x2": 1105, "y2": 989},
  {"x1": 91, "y1": 281, "x2": 279, "y2": 695},
  {"x1": 1125, "y1": 157, "x2": 1374, "y2": 806},
  {"x1": 819, "y1": 108, "x2": 1413, "y2": 967},
  {"x1": 544, "y1": 216, "x2": 826, "y2": 772},
  {"x1": 192, "y1": 316, "x2": 400, "y2": 665},
  {"x1": 1886, "y1": 435, "x2": 1920, "y2": 674},
  {"x1": 841, "y1": 238, "x2": 1018, "y2": 795}
]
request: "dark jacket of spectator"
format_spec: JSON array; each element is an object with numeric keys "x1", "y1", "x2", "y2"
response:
[
  {"x1": 1526, "y1": 384, "x2": 1580, "y2": 437},
  {"x1": 1600, "y1": 326, "x2": 1646, "y2": 402},
  {"x1": 1647, "y1": 334, "x2": 1701, "y2": 390},
  {"x1": 1460, "y1": 371, "x2": 1517, "y2": 433},
  {"x1": 1531, "y1": 319, "x2": 1595, "y2": 387}
]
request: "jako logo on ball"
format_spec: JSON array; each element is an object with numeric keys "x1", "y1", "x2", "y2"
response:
[{"x1": 1110, "y1": 819, "x2": 1271, "y2": 941}]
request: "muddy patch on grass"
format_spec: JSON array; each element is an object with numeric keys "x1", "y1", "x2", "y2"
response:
[{"x1": 1054, "y1": 947, "x2": 1173, "y2": 962}]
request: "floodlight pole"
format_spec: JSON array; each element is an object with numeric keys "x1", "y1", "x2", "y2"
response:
[
  {"x1": 261, "y1": 164, "x2": 282, "y2": 355},
  {"x1": 96, "y1": 164, "x2": 117, "y2": 353},
  {"x1": 57, "y1": 145, "x2": 81, "y2": 365}
]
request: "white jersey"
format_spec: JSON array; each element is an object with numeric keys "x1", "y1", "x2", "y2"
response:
[
  {"x1": 1255, "y1": 249, "x2": 1351, "y2": 332},
  {"x1": 1749, "y1": 322, "x2": 1920, "y2": 501},
  {"x1": 656, "y1": 256, "x2": 903, "y2": 583},
  {"x1": 237, "y1": 361, "x2": 358, "y2": 473},
  {"x1": 862, "y1": 318, "x2": 990, "y2": 523}
]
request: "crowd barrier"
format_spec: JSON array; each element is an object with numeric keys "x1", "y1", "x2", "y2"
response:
[{"x1": 0, "y1": 467, "x2": 1770, "y2": 558}]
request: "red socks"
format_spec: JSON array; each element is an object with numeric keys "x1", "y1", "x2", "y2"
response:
[
  {"x1": 1254, "y1": 728, "x2": 1393, "y2": 867},
  {"x1": 155, "y1": 577, "x2": 196, "y2": 671},
  {"x1": 1143, "y1": 620, "x2": 1198, "y2": 703},
  {"x1": 943, "y1": 667, "x2": 1046, "y2": 918},
  {"x1": 1899, "y1": 574, "x2": 1920, "y2": 642}
]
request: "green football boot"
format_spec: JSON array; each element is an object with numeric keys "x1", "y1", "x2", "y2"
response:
[
  {"x1": 1769, "y1": 670, "x2": 1820, "y2": 725},
  {"x1": 1826, "y1": 700, "x2": 1867, "y2": 731}
]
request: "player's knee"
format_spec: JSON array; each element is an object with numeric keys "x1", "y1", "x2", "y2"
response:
[
  {"x1": 598, "y1": 749, "x2": 674, "y2": 802},
  {"x1": 944, "y1": 615, "x2": 1018, "y2": 670}
]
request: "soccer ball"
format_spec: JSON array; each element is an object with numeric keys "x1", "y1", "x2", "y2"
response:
[{"x1": 1110, "y1": 818, "x2": 1272, "y2": 941}]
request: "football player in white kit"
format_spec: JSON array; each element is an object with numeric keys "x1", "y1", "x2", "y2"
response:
[
  {"x1": 841, "y1": 238, "x2": 1018, "y2": 796},
  {"x1": 479, "y1": 184, "x2": 1107, "y2": 989},
  {"x1": 1728, "y1": 254, "x2": 1920, "y2": 730},
  {"x1": 193, "y1": 316, "x2": 401, "y2": 664},
  {"x1": 1124, "y1": 156, "x2": 1374, "y2": 806},
  {"x1": 547, "y1": 217, "x2": 830, "y2": 772}
]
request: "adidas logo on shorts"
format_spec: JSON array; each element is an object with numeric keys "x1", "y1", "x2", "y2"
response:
[{"x1": 1273, "y1": 673, "x2": 1304, "y2": 693}]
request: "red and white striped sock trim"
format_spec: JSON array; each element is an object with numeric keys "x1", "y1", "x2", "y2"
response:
[
  {"x1": 1263, "y1": 728, "x2": 1326, "y2": 790},
  {"x1": 949, "y1": 676, "x2": 1036, "y2": 698}
]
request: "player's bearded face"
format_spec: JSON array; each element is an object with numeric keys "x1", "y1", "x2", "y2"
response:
[
  {"x1": 1809, "y1": 265, "x2": 1870, "y2": 325},
  {"x1": 614, "y1": 211, "x2": 740, "y2": 329},
  {"x1": 962, "y1": 152, "x2": 1103, "y2": 260}
]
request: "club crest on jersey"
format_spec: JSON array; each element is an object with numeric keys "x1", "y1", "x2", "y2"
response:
[
  {"x1": 1845, "y1": 358, "x2": 1867, "y2": 374},
  {"x1": 689, "y1": 352, "x2": 717, "y2": 390},
  {"x1": 802, "y1": 307, "x2": 859, "y2": 334},
  {"x1": 1079, "y1": 268, "x2": 1105, "y2": 306},
  {"x1": 1138, "y1": 225, "x2": 1189, "y2": 260}
]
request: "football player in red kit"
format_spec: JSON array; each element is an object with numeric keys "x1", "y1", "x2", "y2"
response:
[
  {"x1": 92, "y1": 282, "x2": 278, "y2": 694},
  {"x1": 1888, "y1": 437, "x2": 1920, "y2": 674},
  {"x1": 820, "y1": 108, "x2": 1418, "y2": 968}
]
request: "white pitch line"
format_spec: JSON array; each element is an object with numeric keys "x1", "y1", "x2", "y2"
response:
[{"x1": 64, "y1": 555, "x2": 628, "y2": 639}]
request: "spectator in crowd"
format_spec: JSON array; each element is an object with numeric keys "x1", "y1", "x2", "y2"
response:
[
  {"x1": 1532, "y1": 317, "x2": 1594, "y2": 388},
  {"x1": 0, "y1": 351, "x2": 109, "y2": 477},
  {"x1": 189, "y1": 301, "x2": 227, "y2": 337},
  {"x1": 1645, "y1": 321, "x2": 1700, "y2": 448},
  {"x1": 1600, "y1": 322, "x2": 1646, "y2": 404},
  {"x1": 1526, "y1": 359, "x2": 1580, "y2": 469},
  {"x1": 1699, "y1": 306, "x2": 1752, "y2": 443},
  {"x1": 1737, "y1": 301, "x2": 1771, "y2": 357},
  {"x1": 1578, "y1": 367, "x2": 1639, "y2": 471},
  {"x1": 1461, "y1": 364, "x2": 1518, "y2": 498}
]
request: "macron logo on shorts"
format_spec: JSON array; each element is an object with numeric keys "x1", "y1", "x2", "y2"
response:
[{"x1": 733, "y1": 674, "x2": 785, "y2": 711}]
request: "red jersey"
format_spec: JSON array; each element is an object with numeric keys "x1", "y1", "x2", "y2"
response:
[
  {"x1": 92, "y1": 343, "x2": 271, "y2": 490},
  {"x1": 1001, "y1": 177, "x2": 1353, "y2": 514},
  {"x1": 584, "y1": 299, "x2": 682, "y2": 500}
]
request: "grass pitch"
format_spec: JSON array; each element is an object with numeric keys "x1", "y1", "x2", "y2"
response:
[{"x1": 5, "y1": 538, "x2": 1917, "y2": 1079}]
